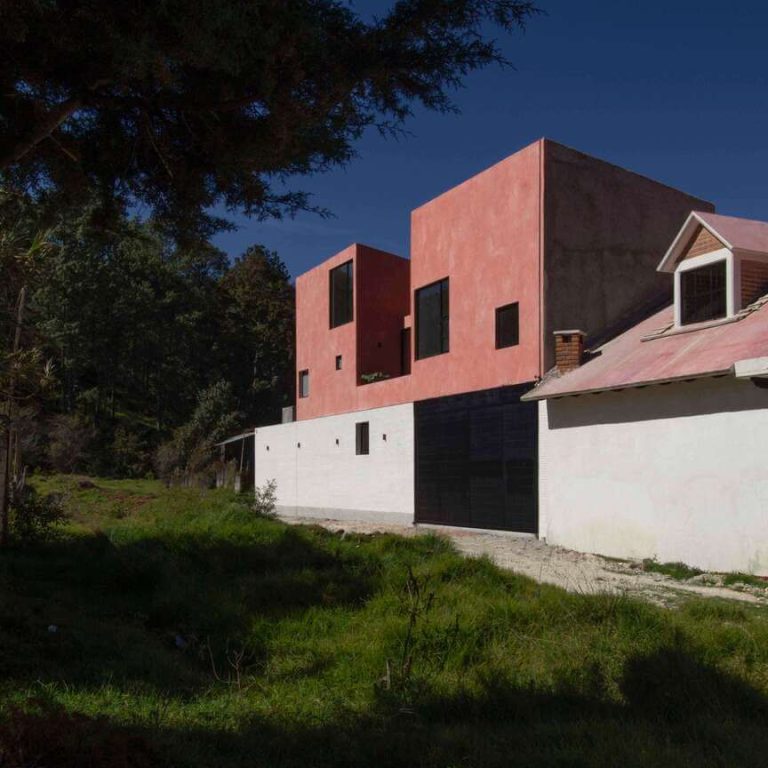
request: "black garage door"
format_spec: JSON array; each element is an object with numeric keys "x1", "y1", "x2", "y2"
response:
[{"x1": 414, "y1": 383, "x2": 538, "y2": 533}]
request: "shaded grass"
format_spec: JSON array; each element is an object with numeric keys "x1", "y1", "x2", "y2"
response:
[{"x1": 1, "y1": 476, "x2": 768, "y2": 766}]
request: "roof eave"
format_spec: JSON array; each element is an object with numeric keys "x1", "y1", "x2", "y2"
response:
[
  {"x1": 522, "y1": 369, "x2": 732, "y2": 402},
  {"x1": 215, "y1": 430, "x2": 257, "y2": 446}
]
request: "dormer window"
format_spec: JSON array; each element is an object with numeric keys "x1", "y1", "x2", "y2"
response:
[
  {"x1": 659, "y1": 212, "x2": 768, "y2": 330},
  {"x1": 679, "y1": 261, "x2": 727, "y2": 325}
]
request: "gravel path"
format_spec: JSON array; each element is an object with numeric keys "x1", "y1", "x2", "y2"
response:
[{"x1": 281, "y1": 515, "x2": 768, "y2": 607}]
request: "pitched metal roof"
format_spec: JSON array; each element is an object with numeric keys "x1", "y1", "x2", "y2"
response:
[
  {"x1": 523, "y1": 296, "x2": 768, "y2": 401},
  {"x1": 697, "y1": 211, "x2": 768, "y2": 254},
  {"x1": 659, "y1": 211, "x2": 768, "y2": 272}
]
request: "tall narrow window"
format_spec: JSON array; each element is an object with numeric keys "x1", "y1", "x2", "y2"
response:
[
  {"x1": 355, "y1": 422, "x2": 369, "y2": 455},
  {"x1": 680, "y1": 261, "x2": 727, "y2": 325},
  {"x1": 496, "y1": 302, "x2": 520, "y2": 349},
  {"x1": 330, "y1": 260, "x2": 353, "y2": 328},
  {"x1": 298, "y1": 369, "x2": 309, "y2": 398},
  {"x1": 415, "y1": 278, "x2": 449, "y2": 360},
  {"x1": 335, "y1": 355, "x2": 343, "y2": 370},
  {"x1": 400, "y1": 328, "x2": 411, "y2": 375}
]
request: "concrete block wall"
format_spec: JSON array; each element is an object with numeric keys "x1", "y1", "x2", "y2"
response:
[
  {"x1": 538, "y1": 376, "x2": 768, "y2": 574},
  {"x1": 254, "y1": 402, "x2": 414, "y2": 525}
]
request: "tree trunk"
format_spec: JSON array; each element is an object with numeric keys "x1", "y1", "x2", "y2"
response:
[{"x1": 0, "y1": 285, "x2": 26, "y2": 547}]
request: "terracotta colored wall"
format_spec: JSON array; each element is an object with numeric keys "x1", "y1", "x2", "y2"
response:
[
  {"x1": 294, "y1": 139, "x2": 714, "y2": 421},
  {"x1": 295, "y1": 141, "x2": 544, "y2": 420},
  {"x1": 542, "y1": 141, "x2": 715, "y2": 368},
  {"x1": 295, "y1": 244, "x2": 359, "y2": 420},
  {"x1": 407, "y1": 140, "x2": 544, "y2": 400},
  {"x1": 295, "y1": 244, "x2": 412, "y2": 420},
  {"x1": 357, "y1": 248, "x2": 411, "y2": 381}
]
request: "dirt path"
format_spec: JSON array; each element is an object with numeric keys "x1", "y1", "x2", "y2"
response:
[{"x1": 282, "y1": 516, "x2": 768, "y2": 607}]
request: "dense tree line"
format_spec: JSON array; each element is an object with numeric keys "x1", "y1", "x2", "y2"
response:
[{"x1": 0, "y1": 194, "x2": 294, "y2": 480}]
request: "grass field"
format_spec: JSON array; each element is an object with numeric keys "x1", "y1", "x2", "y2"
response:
[{"x1": 2, "y1": 476, "x2": 768, "y2": 766}]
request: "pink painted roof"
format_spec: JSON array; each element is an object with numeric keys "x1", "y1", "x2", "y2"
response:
[
  {"x1": 525, "y1": 300, "x2": 768, "y2": 400},
  {"x1": 697, "y1": 211, "x2": 768, "y2": 254}
]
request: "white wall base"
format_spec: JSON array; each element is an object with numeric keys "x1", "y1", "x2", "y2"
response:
[
  {"x1": 255, "y1": 402, "x2": 414, "y2": 521},
  {"x1": 277, "y1": 505, "x2": 413, "y2": 527},
  {"x1": 539, "y1": 376, "x2": 768, "y2": 575}
]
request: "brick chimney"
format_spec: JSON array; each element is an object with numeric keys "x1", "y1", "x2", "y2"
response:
[{"x1": 554, "y1": 330, "x2": 586, "y2": 373}]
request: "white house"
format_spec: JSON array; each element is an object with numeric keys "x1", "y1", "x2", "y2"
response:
[{"x1": 524, "y1": 212, "x2": 768, "y2": 575}]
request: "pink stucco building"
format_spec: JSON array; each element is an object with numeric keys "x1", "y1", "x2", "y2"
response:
[
  {"x1": 295, "y1": 139, "x2": 711, "y2": 422},
  {"x1": 258, "y1": 138, "x2": 712, "y2": 535}
]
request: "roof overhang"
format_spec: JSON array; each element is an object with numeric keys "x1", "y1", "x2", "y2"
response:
[
  {"x1": 521, "y1": 370, "x2": 732, "y2": 402},
  {"x1": 215, "y1": 430, "x2": 256, "y2": 447},
  {"x1": 657, "y1": 211, "x2": 732, "y2": 273}
]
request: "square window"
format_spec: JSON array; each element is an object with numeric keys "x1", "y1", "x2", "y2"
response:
[
  {"x1": 496, "y1": 303, "x2": 520, "y2": 349},
  {"x1": 329, "y1": 260, "x2": 353, "y2": 328},
  {"x1": 680, "y1": 261, "x2": 727, "y2": 325},
  {"x1": 355, "y1": 422, "x2": 369, "y2": 455},
  {"x1": 335, "y1": 354, "x2": 343, "y2": 370},
  {"x1": 415, "y1": 278, "x2": 449, "y2": 360},
  {"x1": 298, "y1": 369, "x2": 309, "y2": 398}
]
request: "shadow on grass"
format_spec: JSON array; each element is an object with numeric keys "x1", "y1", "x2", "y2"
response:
[
  {"x1": 7, "y1": 647, "x2": 767, "y2": 768},
  {"x1": 0, "y1": 524, "x2": 376, "y2": 692},
  {"x1": 159, "y1": 648, "x2": 768, "y2": 767}
]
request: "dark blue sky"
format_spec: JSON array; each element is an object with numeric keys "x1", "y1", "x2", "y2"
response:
[{"x1": 213, "y1": 0, "x2": 768, "y2": 279}]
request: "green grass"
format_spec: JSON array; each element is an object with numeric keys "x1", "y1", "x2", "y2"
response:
[
  {"x1": 641, "y1": 559, "x2": 768, "y2": 592},
  {"x1": 2, "y1": 476, "x2": 768, "y2": 766},
  {"x1": 642, "y1": 558, "x2": 704, "y2": 580},
  {"x1": 724, "y1": 572, "x2": 768, "y2": 589}
]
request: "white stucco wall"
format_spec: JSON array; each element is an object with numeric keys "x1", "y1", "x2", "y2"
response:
[
  {"x1": 539, "y1": 376, "x2": 768, "y2": 574},
  {"x1": 254, "y1": 402, "x2": 414, "y2": 524}
]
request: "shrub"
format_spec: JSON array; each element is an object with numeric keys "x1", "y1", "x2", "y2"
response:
[
  {"x1": 9, "y1": 485, "x2": 66, "y2": 543},
  {"x1": 360, "y1": 371, "x2": 390, "y2": 384},
  {"x1": 48, "y1": 413, "x2": 95, "y2": 473},
  {"x1": 112, "y1": 426, "x2": 151, "y2": 478},
  {"x1": 253, "y1": 479, "x2": 277, "y2": 516},
  {"x1": 155, "y1": 380, "x2": 242, "y2": 483}
]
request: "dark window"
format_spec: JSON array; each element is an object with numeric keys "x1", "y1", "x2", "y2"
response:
[
  {"x1": 355, "y1": 422, "x2": 369, "y2": 455},
  {"x1": 400, "y1": 328, "x2": 411, "y2": 375},
  {"x1": 680, "y1": 261, "x2": 727, "y2": 325},
  {"x1": 298, "y1": 369, "x2": 309, "y2": 398},
  {"x1": 415, "y1": 278, "x2": 449, "y2": 360},
  {"x1": 496, "y1": 303, "x2": 519, "y2": 349},
  {"x1": 335, "y1": 355, "x2": 343, "y2": 370},
  {"x1": 330, "y1": 260, "x2": 353, "y2": 328}
]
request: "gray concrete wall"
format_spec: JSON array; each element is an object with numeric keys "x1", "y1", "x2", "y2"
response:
[{"x1": 542, "y1": 141, "x2": 714, "y2": 370}]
